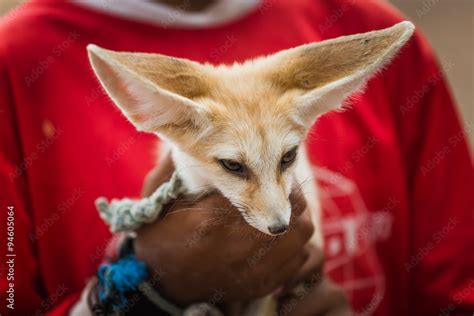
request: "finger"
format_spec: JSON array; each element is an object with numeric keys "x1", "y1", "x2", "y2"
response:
[
  {"x1": 255, "y1": 250, "x2": 309, "y2": 298},
  {"x1": 292, "y1": 207, "x2": 314, "y2": 242},
  {"x1": 272, "y1": 246, "x2": 312, "y2": 297},
  {"x1": 249, "y1": 208, "x2": 313, "y2": 277},
  {"x1": 281, "y1": 278, "x2": 350, "y2": 316},
  {"x1": 289, "y1": 185, "x2": 308, "y2": 217},
  {"x1": 279, "y1": 243, "x2": 324, "y2": 295},
  {"x1": 141, "y1": 153, "x2": 175, "y2": 197},
  {"x1": 163, "y1": 193, "x2": 233, "y2": 223}
]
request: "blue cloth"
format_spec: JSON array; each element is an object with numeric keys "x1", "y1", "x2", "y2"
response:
[{"x1": 97, "y1": 254, "x2": 149, "y2": 310}]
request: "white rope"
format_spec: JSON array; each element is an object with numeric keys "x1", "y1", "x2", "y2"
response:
[
  {"x1": 96, "y1": 173, "x2": 224, "y2": 315},
  {"x1": 95, "y1": 172, "x2": 187, "y2": 232}
]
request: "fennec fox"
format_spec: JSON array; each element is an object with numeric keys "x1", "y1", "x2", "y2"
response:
[{"x1": 88, "y1": 21, "x2": 414, "y2": 315}]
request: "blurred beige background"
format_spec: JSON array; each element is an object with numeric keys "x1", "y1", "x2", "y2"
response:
[
  {"x1": 392, "y1": 0, "x2": 473, "y2": 153},
  {"x1": 1, "y1": 0, "x2": 472, "y2": 151}
]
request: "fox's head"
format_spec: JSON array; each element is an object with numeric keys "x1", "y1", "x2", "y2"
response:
[{"x1": 88, "y1": 22, "x2": 414, "y2": 235}]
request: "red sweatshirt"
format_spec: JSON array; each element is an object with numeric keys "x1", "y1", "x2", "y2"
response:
[{"x1": 0, "y1": 0, "x2": 473, "y2": 315}]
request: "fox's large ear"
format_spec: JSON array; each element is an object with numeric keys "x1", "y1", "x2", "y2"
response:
[
  {"x1": 266, "y1": 21, "x2": 415, "y2": 126},
  {"x1": 87, "y1": 45, "x2": 211, "y2": 137}
]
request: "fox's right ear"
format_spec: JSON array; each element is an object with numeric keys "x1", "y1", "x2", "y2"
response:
[
  {"x1": 87, "y1": 45, "x2": 211, "y2": 138},
  {"x1": 264, "y1": 21, "x2": 415, "y2": 126}
]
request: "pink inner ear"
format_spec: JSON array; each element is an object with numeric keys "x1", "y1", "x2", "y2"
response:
[{"x1": 129, "y1": 112, "x2": 148, "y2": 124}]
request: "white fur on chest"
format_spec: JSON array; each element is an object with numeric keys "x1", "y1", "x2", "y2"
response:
[{"x1": 160, "y1": 141, "x2": 214, "y2": 194}]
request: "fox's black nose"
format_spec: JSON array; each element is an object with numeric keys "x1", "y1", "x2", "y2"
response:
[{"x1": 268, "y1": 223, "x2": 289, "y2": 235}]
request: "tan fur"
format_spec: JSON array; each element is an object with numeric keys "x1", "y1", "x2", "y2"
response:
[
  {"x1": 87, "y1": 21, "x2": 414, "y2": 315},
  {"x1": 87, "y1": 20, "x2": 414, "y2": 234},
  {"x1": 266, "y1": 22, "x2": 411, "y2": 91},
  {"x1": 100, "y1": 51, "x2": 211, "y2": 98}
]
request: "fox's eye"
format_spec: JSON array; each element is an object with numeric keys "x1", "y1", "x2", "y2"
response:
[
  {"x1": 281, "y1": 147, "x2": 297, "y2": 169},
  {"x1": 219, "y1": 159, "x2": 245, "y2": 175}
]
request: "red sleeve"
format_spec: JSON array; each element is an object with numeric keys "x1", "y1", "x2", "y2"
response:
[
  {"x1": 0, "y1": 37, "x2": 80, "y2": 316},
  {"x1": 391, "y1": 29, "x2": 474, "y2": 315}
]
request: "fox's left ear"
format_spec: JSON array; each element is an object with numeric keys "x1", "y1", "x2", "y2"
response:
[
  {"x1": 87, "y1": 45, "x2": 211, "y2": 141},
  {"x1": 266, "y1": 21, "x2": 415, "y2": 126}
]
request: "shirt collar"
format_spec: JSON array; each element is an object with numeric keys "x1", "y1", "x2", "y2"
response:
[{"x1": 74, "y1": 0, "x2": 261, "y2": 29}]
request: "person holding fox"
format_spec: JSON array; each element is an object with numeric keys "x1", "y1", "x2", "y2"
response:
[{"x1": 0, "y1": 0, "x2": 472, "y2": 315}]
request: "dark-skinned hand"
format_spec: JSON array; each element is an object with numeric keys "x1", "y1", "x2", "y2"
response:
[{"x1": 135, "y1": 154, "x2": 352, "y2": 316}]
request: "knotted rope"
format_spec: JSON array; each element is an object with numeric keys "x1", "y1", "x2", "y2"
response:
[{"x1": 95, "y1": 172, "x2": 187, "y2": 232}]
